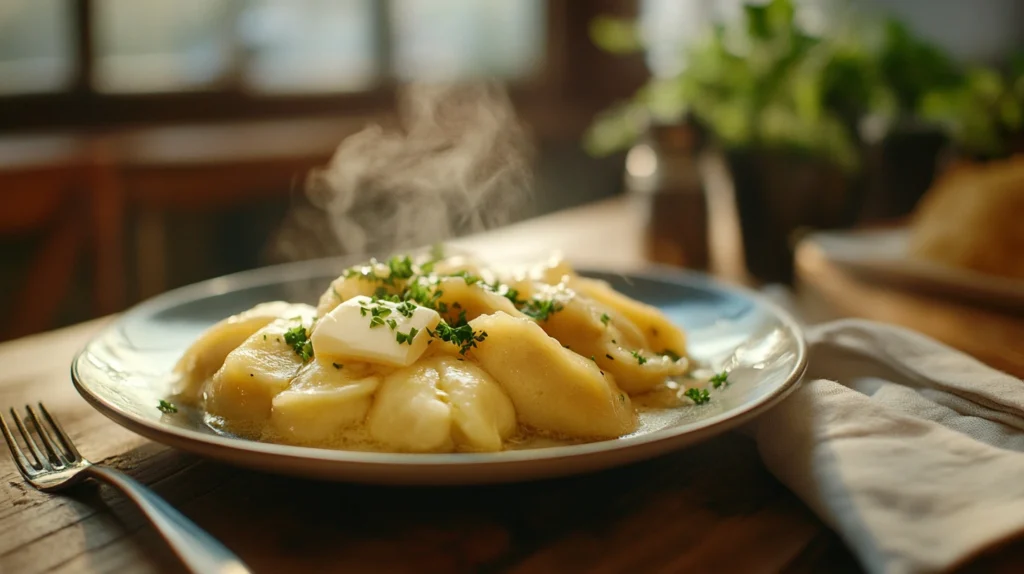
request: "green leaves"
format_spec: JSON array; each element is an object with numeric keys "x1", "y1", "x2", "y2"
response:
[
  {"x1": 919, "y1": 63, "x2": 1024, "y2": 157},
  {"x1": 589, "y1": 16, "x2": 643, "y2": 55},
  {"x1": 586, "y1": 0, "x2": 1024, "y2": 168}
]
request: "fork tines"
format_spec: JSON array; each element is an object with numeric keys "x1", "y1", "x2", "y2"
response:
[{"x1": 0, "y1": 403, "x2": 82, "y2": 476}]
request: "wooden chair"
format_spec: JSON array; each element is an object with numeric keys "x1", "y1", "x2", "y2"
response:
[
  {"x1": 106, "y1": 116, "x2": 363, "y2": 298},
  {"x1": 0, "y1": 134, "x2": 125, "y2": 340}
]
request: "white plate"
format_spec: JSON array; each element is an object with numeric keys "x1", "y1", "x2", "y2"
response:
[
  {"x1": 72, "y1": 259, "x2": 806, "y2": 485},
  {"x1": 802, "y1": 228, "x2": 1024, "y2": 310}
]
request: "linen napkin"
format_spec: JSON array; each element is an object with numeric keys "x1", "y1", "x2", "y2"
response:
[{"x1": 749, "y1": 318, "x2": 1024, "y2": 574}]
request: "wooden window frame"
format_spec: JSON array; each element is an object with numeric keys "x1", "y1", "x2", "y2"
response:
[{"x1": 0, "y1": 0, "x2": 644, "y2": 132}]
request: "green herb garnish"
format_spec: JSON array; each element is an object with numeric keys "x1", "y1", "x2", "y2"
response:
[
  {"x1": 522, "y1": 298, "x2": 564, "y2": 322},
  {"x1": 684, "y1": 388, "x2": 710, "y2": 405},
  {"x1": 429, "y1": 320, "x2": 488, "y2": 355},
  {"x1": 395, "y1": 301, "x2": 417, "y2": 318},
  {"x1": 660, "y1": 349, "x2": 682, "y2": 362},
  {"x1": 284, "y1": 324, "x2": 314, "y2": 361},
  {"x1": 709, "y1": 371, "x2": 729, "y2": 389},
  {"x1": 448, "y1": 270, "x2": 482, "y2": 286},
  {"x1": 630, "y1": 350, "x2": 648, "y2": 365},
  {"x1": 600, "y1": 313, "x2": 610, "y2": 326},
  {"x1": 157, "y1": 400, "x2": 178, "y2": 414},
  {"x1": 395, "y1": 327, "x2": 419, "y2": 345},
  {"x1": 386, "y1": 255, "x2": 415, "y2": 282}
]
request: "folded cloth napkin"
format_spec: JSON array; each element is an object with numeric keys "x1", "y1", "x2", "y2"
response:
[{"x1": 750, "y1": 319, "x2": 1024, "y2": 574}]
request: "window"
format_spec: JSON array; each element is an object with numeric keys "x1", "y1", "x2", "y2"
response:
[
  {"x1": 0, "y1": 0, "x2": 546, "y2": 97},
  {"x1": 0, "y1": 0, "x2": 74, "y2": 95},
  {"x1": 391, "y1": 0, "x2": 545, "y2": 82}
]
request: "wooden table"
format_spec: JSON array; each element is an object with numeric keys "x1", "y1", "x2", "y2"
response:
[{"x1": 2, "y1": 196, "x2": 1020, "y2": 574}]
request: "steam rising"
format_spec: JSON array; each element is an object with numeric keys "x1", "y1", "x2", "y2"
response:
[{"x1": 274, "y1": 82, "x2": 533, "y2": 260}]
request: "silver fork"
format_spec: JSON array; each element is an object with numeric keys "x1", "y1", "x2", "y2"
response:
[{"x1": 1, "y1": 403, "x2": 251, "y2": 574}]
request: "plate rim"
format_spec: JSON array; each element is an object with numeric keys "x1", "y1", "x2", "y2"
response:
[
  {"x1": 71, "y1": 257, "x2": 807, "y2": 471},
  {"x1": 804, "y1": 227, "x2": 1024, "y2": 304}
]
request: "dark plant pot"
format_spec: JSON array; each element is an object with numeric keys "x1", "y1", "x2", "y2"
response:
[
  {"x1": 859, "y1": 127, "x2": 948, "y2": 222},
  {"x1": 723, "y1": 149, "x2": 862, "y2": 284}
]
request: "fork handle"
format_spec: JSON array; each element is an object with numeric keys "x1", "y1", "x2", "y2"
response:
[{"x1": 86, "y1": 465, "x2": 251, "y2": 574}]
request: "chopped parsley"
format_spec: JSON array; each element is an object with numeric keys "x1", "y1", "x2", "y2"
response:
[
  {"x1": 344, "y1": 266, "x2": 380, "y2": 282},
  {"x1": 362, "y1": 301, "x2": 395, "y2": 329},
  {"x1": 521, "y1": 298, "x2": 563, "y2": 322},
  {"x1": 386, "y1": 255, "x2": 415, "y2": 282},
  {"x1": 157, "y1": 400, "x2": 178, "y2": 414},
  {"x1": 403, "y1": 279, "x2": 443, "y2": 310},
  {"x1": 395, "y1": 301, "x2": 417, "y2": 318},
  {"x1": 429, "y1": 320, "x2": 488, "y2": 355},
  {"x1": 600, "y1": 313, "x2": 610, "y2": 326},
  {"x1": 386, "y1": 318, "x2": 397, "y2": 330},
  {"x1": 487, "y1": 280, "x2": 524, "y2": 306},
  {"x1": 709, "y1": 371, "x2": 729, "y2": 389},
  {"x1": 447, "y1": 270, "x2": 482, "y2": 286},
  {"x1": 395, "y1": 327, "x2": 419, "y2": 345},
  {"x1": 590, "y1": 355, "x2": 596, "y2": 362},
  {"x1": 660, "y1": 349, "x2": 682, "y2": 362},
  {"x1": 684, "y1": 388, "x2": 710, "y2": 405},
  {"x1": 630, "y1": 350, "x2": 648, "y2": 365},
  {"x1": 283, "y1": 324, "x2": 314, "y2": 361}
]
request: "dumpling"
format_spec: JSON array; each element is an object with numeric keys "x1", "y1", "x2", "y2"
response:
[
  {"x1": 569, "y1": 276, "x2": 687, "y2": 359},
  {"x1": 468, "y1": 312, "x2": 637, "y2": 438},
  {"x1": 493, "y1": 253, "x2": 576, "y2": 300},
  {"x1": 433, "y1": 276, "x2": 524, "y2": 323},
  {"x1": 269, "y1": 359, "x2": 380, "y2": 444},
  {"x1": 366, "y1": 356, "x2": 515, "y2": 452},
  {"x1": 429, "y1": 255, "x2": 494, "y2": 281},
  {"x1": 171, "y1": 302, "x2": 316, "y2": 401},
  {"x1": 203, "y1": 316, "x2": 312, "y2": 429},
  {"x1": 316, "y1": 260, "x2": 397, "y2": 317},
  {"x1": 536, "y1": 292, "x2": 688, "y2": 394},
  {"x1": 437, "y1": 357, "x2": 517, "y2": 452}
]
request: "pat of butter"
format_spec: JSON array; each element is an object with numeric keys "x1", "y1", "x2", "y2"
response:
[{"x1": 311, "y1": 295, "x2": 440, "y2": 367}]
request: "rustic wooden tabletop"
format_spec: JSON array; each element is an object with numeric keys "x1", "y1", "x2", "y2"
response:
[{"x1": 2, "y1": 196, "x2": 1021, "y2": 573}]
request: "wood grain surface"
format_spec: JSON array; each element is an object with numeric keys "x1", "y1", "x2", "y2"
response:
[
  {"x1": 2, "y1": 196, "x2": 1022, "y2": 573},
  {"x1": 0, "y1": 318, "x2": 859, "y2": 574}
]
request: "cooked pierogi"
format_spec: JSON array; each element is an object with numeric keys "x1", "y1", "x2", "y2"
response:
[{"x1": 171, "y1": 250, "x2": 695, "y2": 453}]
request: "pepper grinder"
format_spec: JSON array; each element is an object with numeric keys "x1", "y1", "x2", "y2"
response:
[{"x1": 624, "y1": 121, "x2": 709, "y2": 270}]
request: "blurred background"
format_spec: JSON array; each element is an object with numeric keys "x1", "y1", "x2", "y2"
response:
[{"x1": 1, "y1": 0, "x2": 1022, "y2": 342}]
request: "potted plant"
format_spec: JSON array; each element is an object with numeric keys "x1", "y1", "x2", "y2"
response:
[
  {"x1": 918, "y1": 57, "x2": 1024, "y2": 162},
  {"x1": 587, "y1": 0, "x2": 876, "y2": 283},
  {"x1": 856, "y1": 20, "x2": 960, "y2": 221},
  {"x1": 584, "y1": 0, "x2": 978, "y2": 282}
]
